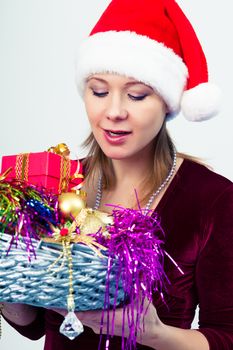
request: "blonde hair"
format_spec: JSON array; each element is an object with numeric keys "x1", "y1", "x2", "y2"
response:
[{"x1": 82, "y1": 120, "x2": 181, "y2": 207}]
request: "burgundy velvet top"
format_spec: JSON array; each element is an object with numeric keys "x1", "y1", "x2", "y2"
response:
[{"x1": 6, "y1": 159, "x2": 233, "y2": 350}]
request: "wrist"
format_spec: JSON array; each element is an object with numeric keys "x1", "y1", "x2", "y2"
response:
[{"x1": 137, "y1": 316, "x2": 166, "y2": 348}]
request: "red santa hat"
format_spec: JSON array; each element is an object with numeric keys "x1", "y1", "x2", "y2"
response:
[{"x1": 75, "y1": 0, "x2": 221, "y2": 121}]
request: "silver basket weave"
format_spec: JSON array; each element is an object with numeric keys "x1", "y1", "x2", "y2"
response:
[{"x1": 0, "y1": 233, "x2": 125, "y2": 311}]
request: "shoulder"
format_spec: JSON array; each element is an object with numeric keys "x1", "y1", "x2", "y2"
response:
[
  {"x1": 168, "y1": 158, "x2": 233, "y2": 219},
  {"x1": 178, "y1": 158, "x2": 232, "y2": 203},
  {"x1": 181, "y1": 158, "x2": 232, "y2": 187}
]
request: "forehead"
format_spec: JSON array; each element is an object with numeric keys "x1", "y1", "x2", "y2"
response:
[{"x1": 86, "y1": 73, "x2": 152, "y2": 88}]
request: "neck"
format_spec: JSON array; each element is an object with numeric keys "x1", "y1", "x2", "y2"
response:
[
  {"x1": 93, "y1": 147, "x2": 178, "y2": 212},
  {"x1": 111, "y1": 152, "x2": 154, "y2": 190}
]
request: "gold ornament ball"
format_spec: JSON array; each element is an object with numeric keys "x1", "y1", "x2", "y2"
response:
[{"x1": 58, "y1": 192, "x2": 86, "y2": 218}]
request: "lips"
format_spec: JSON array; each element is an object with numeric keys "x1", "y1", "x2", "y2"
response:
[
  {"x1": 103, "y1": 129, "x2": 132, "y2": 145},
  {"x1": 105, "y1": 129, "x2": 132, "y2": 137}
]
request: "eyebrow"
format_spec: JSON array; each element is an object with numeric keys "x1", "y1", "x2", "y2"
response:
[
  {"x1": 86, "y1": 77, "x2": 153, "y2": 90},
  {"x1": 86, "y1": 77, "x2": 107, "y2": 83}
]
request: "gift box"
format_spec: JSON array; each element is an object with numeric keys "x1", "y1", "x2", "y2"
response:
[{"x1": 1, "y1": 148, "x2": 83, "y2": 194}]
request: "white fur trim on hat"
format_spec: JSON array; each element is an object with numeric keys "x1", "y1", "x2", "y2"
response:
[
  {"x1": 75, "y1": 31, "x2": 188, "y2": 114},
  {"x1": 181, "y1": 83, "x2": 222, "y2": 121}
]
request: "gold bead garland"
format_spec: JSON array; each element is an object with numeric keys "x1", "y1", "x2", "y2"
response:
[
  {"x1": 0, "y1": 303, "x2": 3, "y2": 339},
  {"x1": 44, "y1": 200, "x2": 110, "y2": 316},
  {"x1": 66, "y1": 240, "x2": 75, "y2": 311}
]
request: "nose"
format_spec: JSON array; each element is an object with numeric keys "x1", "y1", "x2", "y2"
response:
[{"x1": 106, "y1": 94, "x2": 128, "y2": 121}]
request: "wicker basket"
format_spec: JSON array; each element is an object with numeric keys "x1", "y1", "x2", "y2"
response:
[{"x1": 0, "y1": 232, "x2": 125, "y2": 311}]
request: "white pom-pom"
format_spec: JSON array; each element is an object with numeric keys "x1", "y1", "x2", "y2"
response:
[{"x1": 181, "y1": 83, "x2": 222, "y2": 122}]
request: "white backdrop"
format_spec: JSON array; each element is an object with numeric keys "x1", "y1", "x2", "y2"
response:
[{"x1": 0, "y1": 1, "x2": 232, "y2": 349}]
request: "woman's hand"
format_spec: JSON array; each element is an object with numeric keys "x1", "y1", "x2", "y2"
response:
[
  {"x1": 52, "y1": 298, "x2": 162, "y2": 347},
  {"x1": 0, "y1": 302, "x2": 38, "y2": 326}
]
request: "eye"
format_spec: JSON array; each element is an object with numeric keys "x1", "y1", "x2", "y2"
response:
[
  {"x1": 128, "y1": 94, "x2": 148, "y2": 101},
  {"x1": 92, "y1": 90, "x2": 108, "y2": 97}
]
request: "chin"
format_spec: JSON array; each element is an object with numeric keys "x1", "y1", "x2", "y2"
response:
[
  {"x1": 105, "y1": 154, "x2": 126, "y2": 160},
  {"x1": 102, "y1": 149, "x2": 128, "y2": 160}
]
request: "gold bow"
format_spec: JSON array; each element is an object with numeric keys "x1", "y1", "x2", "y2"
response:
[
  {"x1": 43, "y1": 208, "x2": 112, "y2": 258},
  {"x1": 47, "y1": 143, "x2": 70, "y2": 159},
  {"x1": 48, "y1": 143, "x2": 84, "y2": 193}
]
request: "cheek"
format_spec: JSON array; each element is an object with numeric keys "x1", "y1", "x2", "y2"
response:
[
  {"x1": 84, "y1": 94, "x2": 105, "y2": 127},
  {"x1": 152, "y1": 114, "x2": 165, "y2": 131},
  {"x1": 84, "y1": 99, "x2": 98, "y2": 125},
  {"x1": 138, "y1": 107, "x2": 165, "y2": 134}
]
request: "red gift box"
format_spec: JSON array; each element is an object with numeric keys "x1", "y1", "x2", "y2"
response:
[{"x1": 1, "y1": 150, "x2": 83, "y2": 194}]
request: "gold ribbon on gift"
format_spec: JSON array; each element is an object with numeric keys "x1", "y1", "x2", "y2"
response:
[
  {"x1": 59, "y1": 156, "x2": 71, "y2": 193},
  {"x1": 15, "y1": 153, "x2": 30, "y2": 182},
  {"x1": 48, "y1": 143, "x2": 84, "y2": 193},
  {"x1": 69, "y1": 158, "x2": 84, "y2": 192}
]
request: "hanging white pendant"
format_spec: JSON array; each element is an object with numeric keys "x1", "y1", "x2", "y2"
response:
[{"x1": 59, "y1": 311, "x2": 84, "y2": 340}]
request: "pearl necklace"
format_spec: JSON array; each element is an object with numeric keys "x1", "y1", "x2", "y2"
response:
[{"x1": 94, "y1": 149, "x2": 177, "y2": 211}]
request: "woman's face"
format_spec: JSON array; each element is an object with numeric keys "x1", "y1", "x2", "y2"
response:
[{"x1": 83, "y1": 74, "x2": 167, "y2": 161}]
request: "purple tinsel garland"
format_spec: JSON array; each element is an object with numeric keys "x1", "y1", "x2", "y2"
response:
[{"x1": 94, "y1": 204, "x2": 179, "y2": 350}]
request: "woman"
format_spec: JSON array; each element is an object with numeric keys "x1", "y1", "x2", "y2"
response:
[{"x1": 1, "y1": 0, "x2": 233, "y2": 349}]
